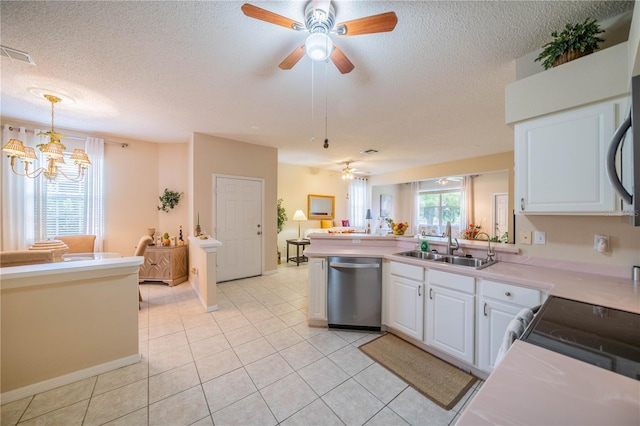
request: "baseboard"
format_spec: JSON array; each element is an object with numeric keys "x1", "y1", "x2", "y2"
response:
[
  {"x1": 1, "y1": 354, "x2": 141, "y2": 404},
  {"x1": 263, "y1": 269, "x2": 278, "y2": 276},
  {"x1": 190, "y1": 281, "x2": 218, "y2": 312}
]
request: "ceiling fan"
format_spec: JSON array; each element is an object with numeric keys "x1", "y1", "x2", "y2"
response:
[
  {"x1": 341, "y1": 161, "x2": 366, "y2": 180},
  {"x1": 241, "y1": 0, "x2": 398, "y2": 74}
]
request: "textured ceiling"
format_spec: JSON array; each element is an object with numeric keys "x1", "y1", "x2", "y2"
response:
[{"x1": 0, "y1": 1, "x2": 634, "y2": 176}]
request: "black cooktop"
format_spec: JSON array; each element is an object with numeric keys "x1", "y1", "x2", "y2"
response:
[{"x1": 520, "y1": 296, "x2": 640, "y2": 380}]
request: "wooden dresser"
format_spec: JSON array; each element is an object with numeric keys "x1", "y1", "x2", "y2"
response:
[{"x1": 139, "y1": 245, "x2": 188, "y2": 286}]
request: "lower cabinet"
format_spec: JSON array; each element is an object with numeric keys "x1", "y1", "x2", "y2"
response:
[
  {"x1": 139, "y1": 245, "x2": 188, "y2": 286},
  {"x1": 425, "y1": 270, "x2": 476, "y2": 364},
  {"x1": 387, "y1": 262, "x2": 424, "y2": 340},
  {"x1": 477, "y1": 279, "x2": 543, "y2": 373},
  {"x1": 308, "y1": 257, "x2": 327, "y2": 322}
]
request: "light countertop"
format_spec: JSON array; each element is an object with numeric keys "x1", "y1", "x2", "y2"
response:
[
  {"x1": 457, "y1": 341, "x2": 640, "y2": 425},
  {"x1": 304, "y1": 234, "x2": 640, "y2": 425}
]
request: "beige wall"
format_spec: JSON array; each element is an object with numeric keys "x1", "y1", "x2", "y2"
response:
[
  {"x1": 103, "y1": 140, "x2": 188, "y2": 256},
  {"x1": 516, "y1": 215, "x2": 640, "y2": 268},
  {"x1": 192, "y1": 133, "x2": 278, "y2": 272},
  {"x1": 1, "y1": 263, "x2": 140, "y2": 394},
  {"x1": 277, "y1": 163, "x2": 350, "y2": 255}
]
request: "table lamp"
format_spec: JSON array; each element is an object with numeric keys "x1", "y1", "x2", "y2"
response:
[
  {"x1": 292, "y1": 210, "x2": 307, "y2": 240},
  {"x1": 366, "y1": 209, "x2": 372, "y2": 234}
]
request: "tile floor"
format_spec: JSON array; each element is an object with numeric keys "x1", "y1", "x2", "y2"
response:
[{"x1": 1, "y1": 263, "x2": 482, "y2": 426}]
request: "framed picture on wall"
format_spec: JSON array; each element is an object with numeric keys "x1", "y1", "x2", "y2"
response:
[{"x1": 380, "y1": 194, "x2": 392, "y2": 218}]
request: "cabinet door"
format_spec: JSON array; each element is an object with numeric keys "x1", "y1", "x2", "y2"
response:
[
  {"x1": 515, "y1": 100, "x2": 616, "y2": 213},
  {"x1": 388, "y1": 275, "x2": 424, "y2": 340},
  {"x1": 426, "y1": 284, "x2": 475, "y2": 364},
  {"x1": 477, "y1": 297, "x2": 522, "y2": 373},
  {"x1": 308, "y1": 258, "x2": 327, "y2": 321}
]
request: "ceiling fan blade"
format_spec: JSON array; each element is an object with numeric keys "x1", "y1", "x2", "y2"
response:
[
  {"x1": 336, "y1": 11, "x2": 398, "y2": 36},
  {"x1": 241, "y1": 3, "x2": 303, "y2": 31},
  {"x1": 279, "y1": 43, "x2": 306, "y2": 70},
  {"x1": 330, "y1": 44, "x2": 354, "y2": 74}
]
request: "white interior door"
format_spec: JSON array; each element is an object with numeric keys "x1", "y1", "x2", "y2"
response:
[
  {"x1": 492, "y1": 193, "x2": 508, "y2": 238},
  {"x1": 215, "y1": 176, "x2": 262, "y2": 282}
]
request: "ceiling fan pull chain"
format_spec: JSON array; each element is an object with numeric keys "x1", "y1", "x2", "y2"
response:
[
  {"x1": 310, "y1": 61, "x2": 315, "y2": 142},
  {"x1": 323, "y1": 59, "x2": 329, "y2": 149}
]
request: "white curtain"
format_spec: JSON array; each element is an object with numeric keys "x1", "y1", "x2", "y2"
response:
[
  {"x1": 460, "y1": 175, "x2": 473, "y2": 232},
  {"x1": 1, "y1": 126, "x2": 40, "y2": 250},
  {"x1": 84, "y1": 137, "x2": 105, "y2": 251},
  {"x1": 409, "y1": 181, "x2": 420, "y2": 235},
  {"x1": 348, "y1": 177, "x2": 367, "y2": 229}
]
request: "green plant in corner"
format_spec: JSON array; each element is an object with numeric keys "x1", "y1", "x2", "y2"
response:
[
  {"x1": 535, "y1": 18, "x2": 604, "y2": 70},
  {"x1": 157, "y1": 188, "x2": 183, "y2": 212},
  {"x1": 277, "y1": 198, "x2": 288, "y2": 233}
]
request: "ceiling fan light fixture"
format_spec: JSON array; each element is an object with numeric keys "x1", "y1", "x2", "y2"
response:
[{"x1": 305, "y1": 32, "x2": 333, "y2": 61}]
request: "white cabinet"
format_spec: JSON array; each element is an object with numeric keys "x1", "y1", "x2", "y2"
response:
[
  {"x1": 477, "y1": 280, "x2": 542, "y2": 373},
  {"x1": 514, "y1": 98, "x2": 626, "y2": 214},
  {"x1": 387, "y1": 262, "x2": 424, "y2": 340},
  {"x1": 308, "y1": 257, "x2": 327, "y2": 322},
  {"x1": 425, "y1": 270, "x2": 475, "y2": 364}
]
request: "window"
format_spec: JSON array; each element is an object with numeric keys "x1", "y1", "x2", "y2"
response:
[
  {"x1": 418, "y1": 189, "x2": 461, "y2": 235},
  {"x1": 34, "y1": 160, "x2": 87, "y2": 239}
]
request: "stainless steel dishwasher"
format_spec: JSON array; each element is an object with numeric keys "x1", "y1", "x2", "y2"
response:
[{"x1": 327, "y1": 256, "x2": 382, "y2": 331}]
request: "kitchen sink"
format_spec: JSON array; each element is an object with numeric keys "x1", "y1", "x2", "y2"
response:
[
  {"x1": 396, "y1": 250, "x2": 447, "y2": 261},
  {"x1": 395, "y1": 250, "x2": 497, "y2": 270}
]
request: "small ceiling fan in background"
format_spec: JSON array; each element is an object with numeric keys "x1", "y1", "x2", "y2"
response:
[
  {"x1": 241, "y1": 0, "x2": 398, "y2": 74},
  {"x1": 341, "y1": 161, "x2": 367, "y2": 180}
]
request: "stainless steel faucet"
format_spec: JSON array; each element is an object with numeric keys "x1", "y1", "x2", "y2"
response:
[
  {"x1": 475, "y1": 232, "x2": 495, "y2": 261},
  {"x1": 445, "y1": 221, "x2": 459, "y2": 255}
]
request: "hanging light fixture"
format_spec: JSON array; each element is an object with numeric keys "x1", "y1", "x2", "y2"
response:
[
  {"x1": 342, "y1": 162, "x2": 354, "y2": 180},
  {"x1": 2, "y1": 94, "x2": 91, "y2": 181},
  {"x1": 305, "y1": 32, "x2": 334, "y2": 62}
]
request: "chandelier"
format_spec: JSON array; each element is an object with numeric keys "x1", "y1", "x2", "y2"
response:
[{"x1": 2, "y1": 94, "x2": 91, "y2": 181}]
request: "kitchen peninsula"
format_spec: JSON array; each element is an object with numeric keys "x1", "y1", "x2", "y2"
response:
[
  {"x1": 1, "y1": 255, "x2": 144, "y2": 403},
  {"x1": 304, "y1": 233, "x2": 640, "y2": 425}
]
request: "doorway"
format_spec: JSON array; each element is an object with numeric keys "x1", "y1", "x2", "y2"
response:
[
  {"x1": 492, "y1": 193, "x2": 508, "y2": 238},
  {"x1": 215, "y1": 176, "x2": 263, "y2": 282}
]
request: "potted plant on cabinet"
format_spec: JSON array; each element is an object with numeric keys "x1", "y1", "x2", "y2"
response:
[
  {"x1": 277, "y1": 198, "x2": 287, "y2": 264},
  {"x1": 535, "y1": 18, "x2": 605, "y2": 70}
]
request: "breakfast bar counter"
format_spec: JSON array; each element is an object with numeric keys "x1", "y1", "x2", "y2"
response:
[{"x1": 1, "y1": 255, "x2": 144, "y2": 403}]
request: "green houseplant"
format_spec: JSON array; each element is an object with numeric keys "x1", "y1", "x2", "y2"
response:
[
  {"x1": 535, "y1": 18, "x2": 605, "y2": 70},
  {"x1": 158, "y1": 188, "x2": 183, "y2": 212},
  {"x1": 277, "y1": 199, "x2": 287, "y2": 264}
]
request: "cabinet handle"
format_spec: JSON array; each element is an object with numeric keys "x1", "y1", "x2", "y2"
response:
[
  {"x1": 429, "y1": 288, "x2": 433, "y2": 300},
  {"x1": 505, "y1": 291, "x2": 512, "y2": 297},
  {"x1": 418, "y1": 285, "x2": 422, "y2": 297},
  {"x1": 483, "y1": 302, "x2": 488, "y2": 316},
  {"x1": 520, "y1": 198, "x2": 525, "y2": 211}
]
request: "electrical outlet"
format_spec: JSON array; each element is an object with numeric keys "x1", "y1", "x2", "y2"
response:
[
  {"x1": 534, "y1": 231, "x2": 546, "y2": 245},
  {"x1": 519, "y1": 231, "x2": 532, "y2": 245},
  {"x1": 594, "y1": 235, "x2": 609, "y2": 252}
]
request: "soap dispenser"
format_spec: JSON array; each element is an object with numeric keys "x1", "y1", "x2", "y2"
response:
[{"x1": 420, "y1": 232, "x2": 429, "y2": 252}]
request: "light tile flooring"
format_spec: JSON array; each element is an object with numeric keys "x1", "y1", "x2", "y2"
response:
[{"x1": 2, "y1": 264, "x2": 482, "y2": 426}]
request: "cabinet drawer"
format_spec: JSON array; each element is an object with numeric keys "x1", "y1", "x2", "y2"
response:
[
  {"x1": 428, "y1": 269, "x2": 474, "y2": 294},
  {"x1": 480, "y1": 280, "x2": 540, "y2": 307},
  {"x1": 390, "y1": 262, "x2": 423, "y2": 281}
]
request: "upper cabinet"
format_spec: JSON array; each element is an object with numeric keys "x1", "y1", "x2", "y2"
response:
[{"x1": 515, "y1": 97, "x2": 628, "y2": 214}]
